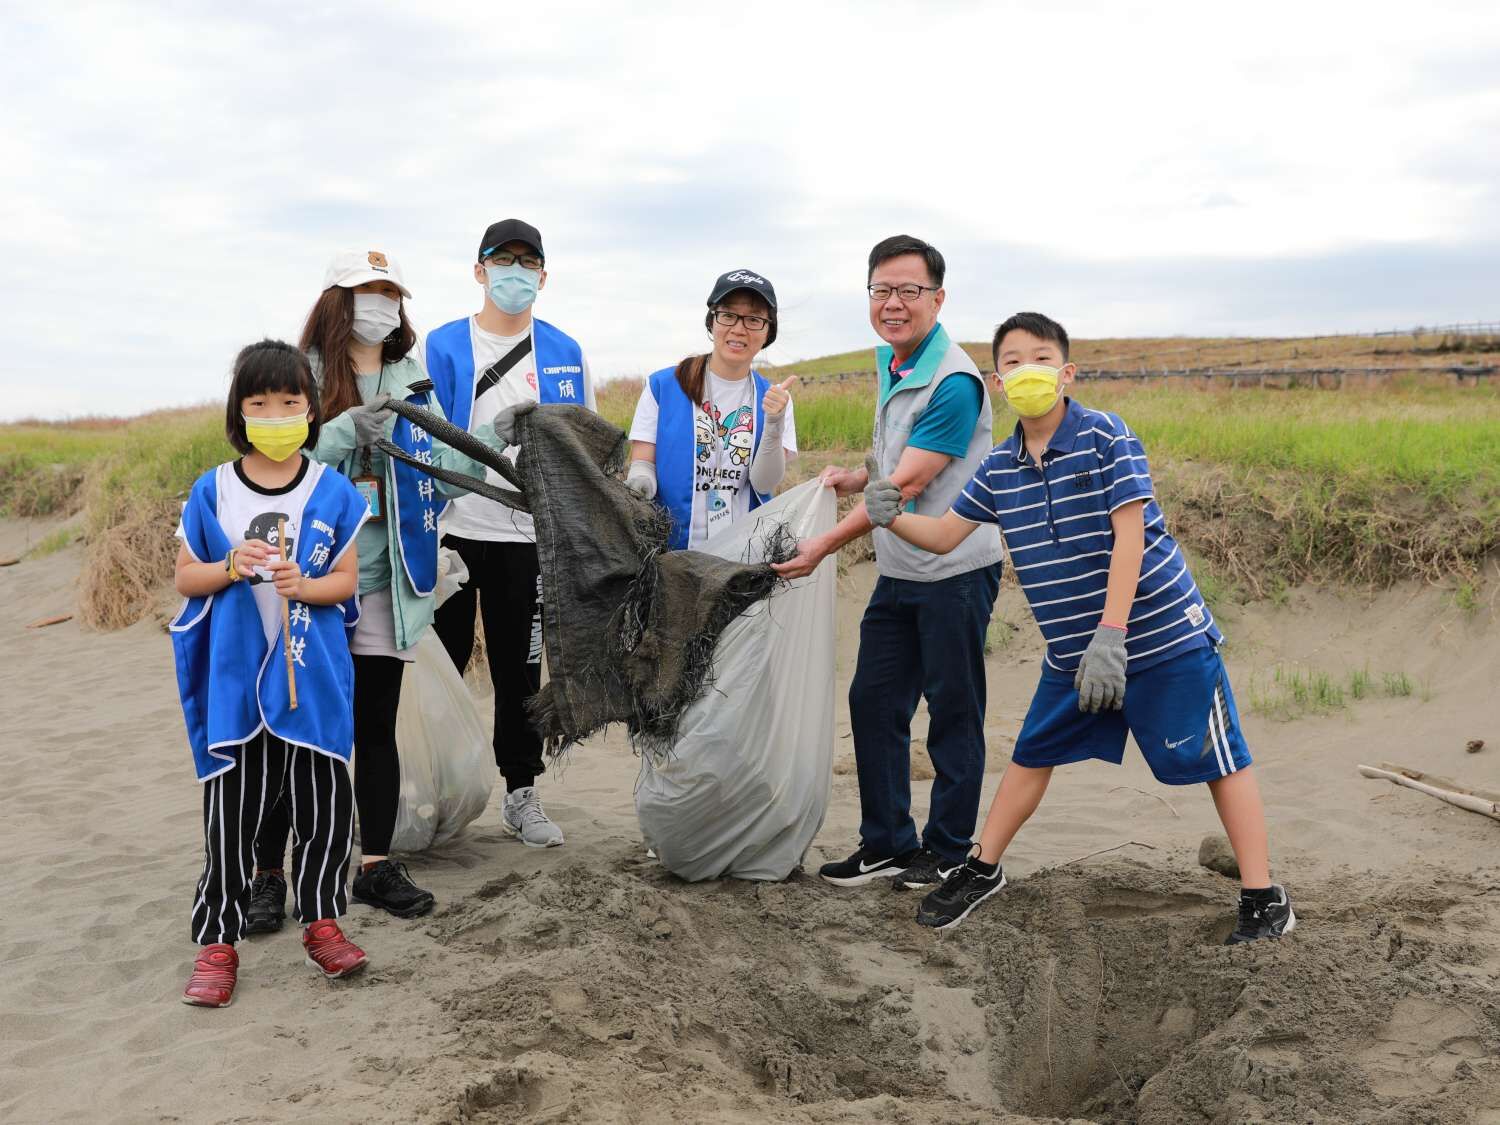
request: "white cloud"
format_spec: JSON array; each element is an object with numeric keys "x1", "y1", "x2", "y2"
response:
[{"x1": 2, "y1": 0, "x2": 1498, "y2": 418}]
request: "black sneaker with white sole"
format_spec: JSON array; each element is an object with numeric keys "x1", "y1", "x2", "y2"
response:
[
  {"x1": 898, "y1": 848, "x2": 962, "y2": 890},
  {"x1": 915, "y1": 857, "x2": 1006, "y2": 930},
  {"x1": 819, "y1": 846, "x2": 919, "y2": 887},
  {"x1": 1224, "y1": 884, "x2": 1296, "y2": 944}
]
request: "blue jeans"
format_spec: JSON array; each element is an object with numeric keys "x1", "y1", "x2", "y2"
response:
[{"x1": 849, "y1": 563, "x2": 1001, "y2": 861}]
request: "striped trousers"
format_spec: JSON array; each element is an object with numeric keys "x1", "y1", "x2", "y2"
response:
[{"x1": 190, "y1": 731, "x2": 354, "y2": 945}]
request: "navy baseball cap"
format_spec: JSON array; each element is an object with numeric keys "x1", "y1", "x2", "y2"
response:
[
  {"x1": 707, "y1": 268, "x2": 776, "y2": 311},
  {"x1": 478, "y1": 218, "x2": 544, "y2": 262}
]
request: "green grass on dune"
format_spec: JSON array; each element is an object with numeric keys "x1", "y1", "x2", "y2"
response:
[
  {"x1": 748, "y1": 377, "x2": 1500, "y2": 494},
  {"x1": 1, "y1": 410, "x2": 229, "y2": 519},
  {"x1": 3, "y1": 374, "x2": 1496, "y2": 628},
  {"x1": 1067, "y1": 383, "x2": 1500, "y2": 493},
  {"x1": 0, "y1": 427, "x2": 123, "y2": 516}
]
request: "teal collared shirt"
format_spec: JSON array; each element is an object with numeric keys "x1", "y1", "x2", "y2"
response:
[{"x1": 877, "y1": 324, "x2": 984, "y2": 459}]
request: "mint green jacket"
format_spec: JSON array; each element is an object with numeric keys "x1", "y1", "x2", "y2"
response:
[{"x1": 310, "y1": 351, "x2": 501, "y2": 651}]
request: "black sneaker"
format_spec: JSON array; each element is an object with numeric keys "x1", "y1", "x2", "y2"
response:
[
  {"x1": 819, "y1": 846, "x2": 918, "y2": 887},
  {"x1": 915, "y1": 858, "x2": 1006, "y2": 930},
  {"x1": 1224, "y1": 885, "x2": 1296, "y2": 944},
  {"x1": 245, "y1": 871, "x2": 287, "y2": 934},
  {"x1": 352, "y1": 860, "x2": 435, "y2": 919},
  {"x1": 898, "y1": 848, "x2": 962, "y2": 890}
]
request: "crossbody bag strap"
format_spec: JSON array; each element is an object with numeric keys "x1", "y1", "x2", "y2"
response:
[{"x1": 475, "y1": 333, "x2": 534, "y2": 397}]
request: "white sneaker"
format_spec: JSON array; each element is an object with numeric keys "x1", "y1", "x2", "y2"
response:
[{"x1": 501, "y1": 786, "x2": 565, "y2": 848}]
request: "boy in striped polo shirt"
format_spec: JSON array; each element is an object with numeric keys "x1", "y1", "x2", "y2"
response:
[{"x1": 863, "y1": 311, "x2": 1294, "y2": 943}]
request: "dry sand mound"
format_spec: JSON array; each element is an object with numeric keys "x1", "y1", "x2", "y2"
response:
[{"x1": 417, "y1": 855, "x2": 1500, "y2": 1124}]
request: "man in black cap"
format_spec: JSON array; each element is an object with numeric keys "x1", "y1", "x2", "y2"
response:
[{"x1": 426, "y1": 219, "x2": 595, "y2": 849}]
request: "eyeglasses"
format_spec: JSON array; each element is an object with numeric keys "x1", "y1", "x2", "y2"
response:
[
  {"x1": 712, "y1": 309, "x2": 771, "y2": 332},
  {"x1": 867, "y1": 282, "x2": 939, "y2": 303},
  {"x1": 482, "y1": 250, "x2": 544, "y2": 270}
]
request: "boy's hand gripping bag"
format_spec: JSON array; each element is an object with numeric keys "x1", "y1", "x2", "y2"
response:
[
  {"x1": 635, "y1": 477, "x2": 837, "y2": 881},
  {"x1": 389, "y1": 627, "x2": 497, "y2": 853}
]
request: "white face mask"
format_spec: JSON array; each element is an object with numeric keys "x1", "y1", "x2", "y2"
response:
[{"x1": 351, "y1": 292, "x2": 401, "y2": 345}]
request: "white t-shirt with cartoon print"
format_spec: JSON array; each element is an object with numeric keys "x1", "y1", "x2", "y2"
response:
[
  {"x1": 630, "y1": 370, "x2": 798, "y2": 546},
  {"x1": 176, "y1": 458, "x2": 320, "y2": 648}
]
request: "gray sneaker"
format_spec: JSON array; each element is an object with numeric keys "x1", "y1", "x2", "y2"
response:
[{"x1": 501, "y1": 786, "x2": 565, "y2": 848}]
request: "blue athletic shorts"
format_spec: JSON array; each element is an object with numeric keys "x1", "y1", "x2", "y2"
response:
[{"x1": 1012, "y1": 645, "x2": 1252, "y2": 785}]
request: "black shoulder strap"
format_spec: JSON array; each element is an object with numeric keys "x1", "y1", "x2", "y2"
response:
[{"x1": 476, "y1": 334, "x2": 533, "y2": 397}]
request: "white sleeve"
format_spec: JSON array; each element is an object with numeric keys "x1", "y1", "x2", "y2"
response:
[
  {"x1": 581, "y1": 352, "x2": 597, "y2": 412},
  {"x1": 627, "y1": 383, "x2": 660, "y2": 444},
  {"x1": 782, "y1": 398, "x2": 798, "y2": 453}
]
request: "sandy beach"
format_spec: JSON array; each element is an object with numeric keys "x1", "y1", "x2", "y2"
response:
[{"x1": 2, "y1": 514, "x2": 1497, "y2": 1124}]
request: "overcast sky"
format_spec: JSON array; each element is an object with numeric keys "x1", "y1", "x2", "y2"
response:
[{"x1": 3, "y1": 1, "x2": 1498, "y2": 420}]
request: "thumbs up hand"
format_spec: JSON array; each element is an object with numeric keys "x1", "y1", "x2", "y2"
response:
[
  {"x1": 762, "y1": 374, "x2": 798, "y2": 417},
  {"x1": 862, "y1": 453, "x2": 904, "y2": 527}
]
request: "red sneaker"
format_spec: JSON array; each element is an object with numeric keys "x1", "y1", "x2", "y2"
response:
[
  {"x1": 302, "y1": 919, "x2": 367, "y2": 979},
  {"x1": 181, "y1": 943, "x2": 238, "y2": 1007}
]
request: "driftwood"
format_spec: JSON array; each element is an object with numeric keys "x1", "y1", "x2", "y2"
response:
[{"x1": 1358, "y1": 762, "x2": 1500, "y2": 822}]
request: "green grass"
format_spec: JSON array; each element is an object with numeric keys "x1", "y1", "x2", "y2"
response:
[
  {"x1": 1076, "y1": 383, "x2": 1500, "y2": 495},
  {"x1": 1382, "y1": 671, "x2": 1413, "y2": 698},
  {"x1": 1250, "y1": 661, "x2": 1421, "y2": 720},
  {"x1": 0, "y1": 428, "x2": 117, "y2": 516},
  {"x1": 984, "y1": 619, "x2": 1020, "y2": 655},
  {"x1": 5, "y1": 361, "x2": 1497, "y2": 629},
  {"x1": 1348, "y1": 666, "x2": 1372, "y2": 701},
  {"x1": 27, "y1": 525, "x2": 79, "y2": 558},
  {"x1": 80, "y1": 409, "x2": 228, "y2": 537},
  {"x1": 1452, "y1": 579, "x2": 1481, "y2": 614}
]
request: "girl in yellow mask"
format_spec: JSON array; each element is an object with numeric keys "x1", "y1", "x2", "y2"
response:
[{"x1": 171, "y1": 339, "x2": 375, "y2": 1007}]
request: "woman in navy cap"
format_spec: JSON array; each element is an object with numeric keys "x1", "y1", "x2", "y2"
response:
[{"x1": 626, "y1": 270, "x2": 798, "y2": 548}]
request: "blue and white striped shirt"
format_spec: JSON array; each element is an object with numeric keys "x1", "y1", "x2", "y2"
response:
[{"x1": 952, "y1": 399, "x2": 1220, "y2": 675}]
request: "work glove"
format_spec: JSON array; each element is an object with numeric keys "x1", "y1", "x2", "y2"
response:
[
  {"x1": 625, "y1": 459, "x2": 658, "y2": 500},
  {"x1": 348, "y1": 393, "x2": 394, "y2": 447},
  {"x1": 1074, "y1": 625, "x2": 1128, "y2": 713},
  {"x1": 861, "y1": 454, "x2": 903, "y2": 528},
  {"x1": 493, "y1": 400, "x2": 537, "y2": 447}
]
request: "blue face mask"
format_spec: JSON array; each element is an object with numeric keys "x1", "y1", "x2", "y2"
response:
[{"x1": 485, "y1": 264, "x2": 540, "y2": 314}]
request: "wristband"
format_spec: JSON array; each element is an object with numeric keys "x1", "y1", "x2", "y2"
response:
[
  {"x1": 225, "y1": 549, "x2": 242, "y2": 583},
  {"x1": 1099, "y1": 621, "x2": 1127, "y2": 633}
]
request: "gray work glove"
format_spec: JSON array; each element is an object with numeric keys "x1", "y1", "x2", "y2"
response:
[
  {"x1": 493, "y1": 400, "x2": 537, "y2": 447},
  {"x1": 861, "y1": 453, "x2": 903, "y2": 528},
  {"x1": 625, "y1": 459, "x2": 658, "y2": 500},
  {"x1": 1074, "y1": 626, "x2": 1128, "y2": 713},
  {"x1": 348, "y1": 393, "x2": 394, "y2": 447}
]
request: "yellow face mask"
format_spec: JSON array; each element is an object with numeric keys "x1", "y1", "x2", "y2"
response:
[
  {"x1": 1001, "y1": 364, "x2": 1063, "y2": 418},
  {"x1": 243, "y1": 413, "x2": 310, "y2": 462}
]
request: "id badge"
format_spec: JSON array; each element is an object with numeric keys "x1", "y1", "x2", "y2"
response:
[
  {"x1": 353, "y1": 474, "x2": 386, "y2": 523},
  {"x1": 705, "y1": 489, "x2": 733, "y2": 537}
]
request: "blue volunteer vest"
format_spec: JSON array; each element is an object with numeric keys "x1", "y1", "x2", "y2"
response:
[
  {"x1": 386, "y1": 383, "x2": 441, "y2": 596},
  {"x1": 425, "y1": 316, "x2": 588, "y2": 434},
  {"x1": 170, "y1": 461, "x2": 367, "y2": 781},
  {"x1": 647, "y1": 366, "x2": 770, "y2": 550}
]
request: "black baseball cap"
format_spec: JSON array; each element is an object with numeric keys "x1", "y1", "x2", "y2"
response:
[
  {"x1": 707, "y1": 268, "x2": 776, "y2": 311},
  {"x1": 478, "y1": 218, "x2": 544, "y2": 262}
]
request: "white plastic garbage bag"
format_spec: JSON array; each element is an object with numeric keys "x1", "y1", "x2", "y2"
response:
[
  {"x1": 635, "y1": 478, "x2": 837, "y2": 881},
  {"x1": 390, "y1": 629, "x2": 497, "y2": 852}
]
